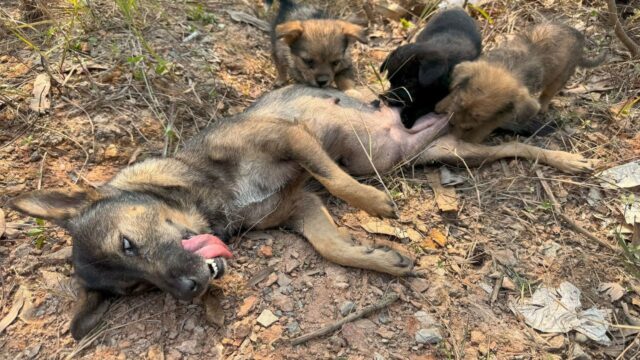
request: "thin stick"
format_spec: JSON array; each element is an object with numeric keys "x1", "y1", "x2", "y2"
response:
[
  {"x1": 535, "y1": 170, "x2": 615, "y2": 251},
  {"x1": 606, "y1": 0, "x2": 640, "y2": 58},
  {"x1": 37, "y1": 151, "x2": 47, "y2": 190},
  {"x1": 290, "y1": 293, "x2": 399, "y2": 345}
]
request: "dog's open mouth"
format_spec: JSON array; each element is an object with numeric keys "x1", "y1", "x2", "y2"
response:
[{"x1": 181, "y1": 234, "x2": 232, "y2": 279}]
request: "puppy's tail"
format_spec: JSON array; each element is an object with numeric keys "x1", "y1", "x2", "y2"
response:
[{"x1": 579, "y1": 51, "x2": 607, "y2": 68}]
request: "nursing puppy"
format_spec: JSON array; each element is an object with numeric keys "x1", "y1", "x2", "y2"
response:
[
  {"x1": 437, "y1": 23, "x2": 606, "y2": 143},
  {"x1": 380, "y1": 8, "x2": 481, "y2": 128},
  {"x1": 268, "y1": 0, "x2": 367, "y2": 90}
]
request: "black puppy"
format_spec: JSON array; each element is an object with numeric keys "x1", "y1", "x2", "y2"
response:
[{"x1": 380, "y1": 8, "x2": 482, "y2": 128}]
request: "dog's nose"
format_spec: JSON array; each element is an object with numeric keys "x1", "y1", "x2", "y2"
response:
[
  {"x1": 177, "y1": 277, "x2": 199, "y2": 294},
  {"x1": 315, "y1": 75, "x2": 330, "y2": 87}
]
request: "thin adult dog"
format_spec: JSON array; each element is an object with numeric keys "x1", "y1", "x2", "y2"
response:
[{"x1": 10, "y1": 86, "x2": 596, "y2": 339}]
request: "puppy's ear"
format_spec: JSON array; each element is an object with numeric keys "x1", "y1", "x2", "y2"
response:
[
  {"x1": 70, "y1": 287, "x2": 110, "y2": 340},
  {"x1": 339, "y1": 21, "x2": 367, "y2": 44},
  {"x1": 515, "y1": 90, "x2": 541, "y2": 121},
  {"x1": 449, "y1": 62, "x2": 474, "y2": 89},
  {"x1": 418, "y1": 60, "x2": 447, "y2": 87},
  {"x1": 9, "y1": 188, "x2": 102, "y2": 224},
  {"x1": 276, "y1": 21, "x2": 303, "y2": 45}
]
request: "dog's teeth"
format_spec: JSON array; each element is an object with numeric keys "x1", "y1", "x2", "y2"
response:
[{"x1": 205, "y1": 258, "x2": 226, "y2": 279}]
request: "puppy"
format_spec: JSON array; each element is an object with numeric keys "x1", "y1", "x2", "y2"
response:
[
  {"x1": 268, "y1": 0, "x2": 367, "y2": 90},
  {"x1": 379, "y1": 8, "x2": 481, "y2": 128},
  {"x1": 437, "y1": 23, "x2": 606, "y2": 143}
]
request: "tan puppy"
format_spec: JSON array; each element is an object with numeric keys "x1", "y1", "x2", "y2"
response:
[
  {"x1": 269, "y1": 0, "x2": 367, "y2": 90},
  {"x1": 436, "y1": 23, "x2": 605, "y2": 143}
]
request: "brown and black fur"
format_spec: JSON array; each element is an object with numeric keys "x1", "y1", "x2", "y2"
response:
[
  {"x1": 9, "y1": 85, "x2": 597, "y2": 340},
  {"x1": 380, "y1": 8, "x2": 482, "y2": 128},
  {"x1": 436, "y1": 22, "x2": 606, "y2": 143},
  {"x1": 268, "y1": 0, "x2": 367, "y2": 90}
]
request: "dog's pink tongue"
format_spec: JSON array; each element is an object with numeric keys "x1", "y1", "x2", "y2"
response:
[{"x1": 181, "y1": 234, "x2": 233, "y2": 259}]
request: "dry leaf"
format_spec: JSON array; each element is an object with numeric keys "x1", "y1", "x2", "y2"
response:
[
  {"x1": 237, "y1": 296, "x2": 258, "y2": 318},
  {"x1": 29, "y1": 73, "x2": 51, "y2": 114},
  {"x1": 426, "y1": 171, "x2": 459, "y2": 212},
  {"x1": 429, "y1": 229, "x2": 447, "y2": 247},
  {"x1": 0, "y1": 286, "x2": 26, "y2": 333},
  {"x1": 361, "y1": 221, "x2": 422, "y2": 241},
  {"x1": 598, "y1": 282, "x2": 626, "y2": 302}
]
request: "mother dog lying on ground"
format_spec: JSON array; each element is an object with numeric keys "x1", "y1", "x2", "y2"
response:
[{"x1": 10, "y1": 85, "x2": 595, "y2": 339}]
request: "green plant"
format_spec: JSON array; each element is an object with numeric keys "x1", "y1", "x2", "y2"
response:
[
  {"x1": 188, "y1": 4, "x2": 217, "y2": 24},
  {"x1": 28, "y1": 218, "x2": 47, "y2": 249}
]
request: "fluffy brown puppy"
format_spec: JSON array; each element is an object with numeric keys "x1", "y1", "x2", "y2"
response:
[
  {"x1": 437, "y1": 23, "x2": 605, "y2": 143},
  {"x1": 269, "y1": 0, "x2": 367, "y2": 90}
]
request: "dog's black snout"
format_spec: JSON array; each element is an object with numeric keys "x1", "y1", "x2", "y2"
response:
[
  {"x1": 316, "y1": 75, "x2": 330, "y2": 87},
  {"x1": 177, "y1": 277, "x2": 199, "y2": 294}
]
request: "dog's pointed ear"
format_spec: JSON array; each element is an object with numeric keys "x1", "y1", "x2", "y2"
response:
[
  {"x1": 276, "y1": 21, "x2": 303, "y2": 45},
  {"x1": 418, "y1": 60, "x2": 447, "y2": 87},
  {"x1": 70, "y1": 287, "x2": 110, "y2": 340},
  {"x1": 516, "y1": 90, "x2": 541, "y2": 121},
  {"x1": 449, "y1": 62, "x2": 474, "y2": 89},
  {"x1": 9, "y1": 188, "x2": 102, "y2": 223},
  {"x1": 340, "y1": 21, "x2": 367, "y2": 44}
]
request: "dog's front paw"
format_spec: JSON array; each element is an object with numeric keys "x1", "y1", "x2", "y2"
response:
[{"x1": 359, "y1": 186, "x2": 397, "y2": 219}]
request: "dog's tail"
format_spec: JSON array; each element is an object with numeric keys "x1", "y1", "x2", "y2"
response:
[{"x1": 579, "y1": 51, "x2": 607, "y2": 68}]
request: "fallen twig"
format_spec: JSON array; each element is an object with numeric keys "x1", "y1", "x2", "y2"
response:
[
  {"x1": 290, "y1": 293, "x2": 399, "y2": 345},
  {"x1": 606, "y1": 0, "x2": 640, "y2": 58},
  {"x1": 535, "y1": 170, "x2": 615, "y2": 251}
]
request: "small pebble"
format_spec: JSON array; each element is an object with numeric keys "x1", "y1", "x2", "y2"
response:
[
  {"x1": 339, "y1": 301, "x2": 356, "y2": 316},
  {"x1": 415, "y1": 328, "x2": 442, "y2": 344}
]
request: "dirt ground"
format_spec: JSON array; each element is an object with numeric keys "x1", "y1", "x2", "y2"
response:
[{"x1": 1, "y1": 0, "x2": 640, "y2": 359}]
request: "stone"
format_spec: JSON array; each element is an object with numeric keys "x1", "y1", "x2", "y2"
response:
[
  {"x1": 334, "y1": 282, "x2": 350, "y2": 289},
  {"x1": 339, "y1": 301, "x2": 356, "y2": 316},
  {"x1": 415, "y1": 328, "x2": 442, "y2": 344},
  {"x1": 237, "y1": 296, "x2": 258, "y2": 318},
  {"x1": 104, "y1": 144, "x2": 119, "y2": 159},
  {"x1": 570, "y1": 343, "x2": 590, "y2": 360},
  {"x1": 277, "y1": 273, "x2": 292, "y2": 287},
  {"x1": 414, "y1": 311, "x2": 437, "y2": 328},
  {"x1": 259, "y1": 245, "x2": 273, "y2": 257},
  {"x1": 378, "y1": 312, "x2": 392, "y2": 324},
  {"x1": 147, "y1": 345, "x2": 165, "y2": 360},
  {"x1": 374, "y1": 353, "x2": 385, "y2": 360},
  {"x1": 341, "y1": 323, "x2": 367, "y2": 351},
  {"x1": 286, "y1": 321, "x2": 300, "y2": 334},
  {"x1": 272, "y1": 293, "x2": 294, "y2": 312},
  {"x1": 263, "y1": 273, "x2": 278, "y2": 287},
  {"x1": 176, "y1": 339, "x2": 200, "y2": 355},
  {"x1": 256, "y1": 309, "x2": 279, "y2": 327},
  {"x1": 409, "y1": 278, "x2": 429, "y2": 293},
  {"x1": 470, "y1": 330, "x2": 485, "y2": 344},
  {"x1": 376, "y1": 328, "x2": 395, "y2": 339}
]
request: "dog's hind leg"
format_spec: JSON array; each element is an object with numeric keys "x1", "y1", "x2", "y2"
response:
[
  {"x1": 414, "y1": 134, "x2": 597, "y2": 173},
  {"x1": 282, "y1": 124, "x2": 397, "y2": 219},
  {"x1": 288, "y1": 192, "x2": 413, "y2": 276}
]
